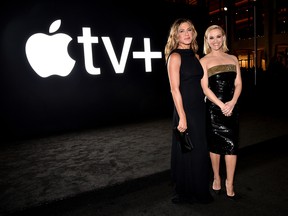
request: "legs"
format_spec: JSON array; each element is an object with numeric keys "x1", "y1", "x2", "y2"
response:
[
  {"x1": 224, "y1": 155, "x2": 237, "y2": 196},
  {"x1": 210, "y1": 152, "x2": 237, "y2": 197},
  {"x1": 209, "y1": 152, "x2": 221, "y2": 190}
]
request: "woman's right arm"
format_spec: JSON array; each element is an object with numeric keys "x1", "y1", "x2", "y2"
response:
[
  {"x1": 167, "y1": 53, "x2": 187, "y2": 132},
  {"x1": 200, "y1": 58, "x2": 226, "y2": 112}
]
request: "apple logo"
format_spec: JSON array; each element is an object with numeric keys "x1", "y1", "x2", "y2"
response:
[{"x1": 25, "y1": 19, "x2": 75, "y2": 78}]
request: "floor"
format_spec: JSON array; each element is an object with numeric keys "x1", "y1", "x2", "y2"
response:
[{"x1": 1, "y1": 77, "x2": 288, "y2": 216}]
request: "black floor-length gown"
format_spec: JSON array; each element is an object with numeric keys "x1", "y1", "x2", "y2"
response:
[
  {"x1": 170, "y1": 49, "x2": 212, "y2": 203},
  {"x1": 206, "y1": 64, "x2": 239, "y2": 155}
]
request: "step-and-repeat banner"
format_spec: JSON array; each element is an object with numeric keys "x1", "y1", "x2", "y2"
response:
[{"x1": 0, "y1": 0, "x2": 206, "y2": 140}]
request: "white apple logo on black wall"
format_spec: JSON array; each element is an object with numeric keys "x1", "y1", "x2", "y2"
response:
[{"x1": 25, "y1": 19, "x2": 75, "y2": 78}]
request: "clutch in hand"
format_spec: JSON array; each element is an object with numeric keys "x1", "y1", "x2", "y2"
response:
[{"x1": 173, "y1": 128, "x2": 194, "y2": 153}]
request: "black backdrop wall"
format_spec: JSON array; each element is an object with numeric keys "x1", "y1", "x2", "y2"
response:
[{"x1": 0, "y1": 0, "x2": 207, "y2": 141}]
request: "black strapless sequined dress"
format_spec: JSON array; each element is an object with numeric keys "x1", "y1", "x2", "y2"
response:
[{"x1": 206, "y1": 64, "x2": 239, "y2": 155}]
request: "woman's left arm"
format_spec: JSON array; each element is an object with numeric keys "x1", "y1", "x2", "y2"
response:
[{"x1": 225, "y1": 55, "x2": 242, "y2": 112}]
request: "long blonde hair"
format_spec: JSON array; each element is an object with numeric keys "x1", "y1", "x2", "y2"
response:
[
  {"x1": 164, "y1": 18, "x2": 198, "y2": 63},
  {"x1": 203, "y1": 25, "x2": 229, "y2": 54}
]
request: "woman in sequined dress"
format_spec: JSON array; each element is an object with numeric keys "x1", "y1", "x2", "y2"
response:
[{"x1": 200, "y1": 25, "x2": 242, "y2": 200}]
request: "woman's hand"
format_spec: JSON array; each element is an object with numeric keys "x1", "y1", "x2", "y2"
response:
[
  {"x1": 177, "y1": 118, "x2": 187, "y2": 132},
  {"x1": 222, "y1": 101, "x2": 234, "y2": 116}
]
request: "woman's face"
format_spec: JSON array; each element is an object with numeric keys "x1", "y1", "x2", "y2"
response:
[
  {"x1": 177, "y1": 22, "x2": 193, "y2": 48},
  {"x1": 207, "y1": 28, "x2": 224, "y2": 51}
]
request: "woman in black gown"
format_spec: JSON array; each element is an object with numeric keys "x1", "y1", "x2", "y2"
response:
[
  {"x1": 200, "y1": 25, "x2": 242, "y2": 200},
  {"x1": 164, "y1": 18, "x2": 213, "y2": 204}
]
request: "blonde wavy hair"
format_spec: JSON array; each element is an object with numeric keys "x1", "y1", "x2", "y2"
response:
[{"x1": 164, "y1": 18, "x2": 198, "y2": 63}]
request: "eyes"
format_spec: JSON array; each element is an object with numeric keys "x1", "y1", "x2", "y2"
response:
[
  {"x1": 178, "y1": 28, "x2": 192, "y2": 34},
  {"x1": 208, "y1": 34, "x2": 222, "y2": 40}
]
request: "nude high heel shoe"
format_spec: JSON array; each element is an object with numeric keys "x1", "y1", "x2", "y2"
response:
[
  {"x1": 225, "y1": 180, "x2": 239, "y2": 201},
  {"x1": 212, "y1": 179, "x2": 221, "y2": 195}
]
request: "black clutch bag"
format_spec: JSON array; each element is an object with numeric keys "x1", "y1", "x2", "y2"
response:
[{"x1": 173, "y1": 128, "x2": 194, "y2": 153}]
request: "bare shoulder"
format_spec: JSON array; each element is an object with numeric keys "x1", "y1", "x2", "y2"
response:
[
  {"x1": 199, "y1": 56, "x2": 207, "y2": 69},
  {"x1": 168, "y1": 52, "x2": 181, "y2": 62},
  {"x1": 169, "y1": 52, "x2": 180, "y2": 59},
  {"x1": 167, "y1": 52, "x2": 181, "y2": 67},
  {"x1": 200, "y1": 54, "x2": 214, "y2": 70},
  {"x1": 199, "y1": 54, "x2": 211, "y2": 63},
  {"x1": 227, "y1": 53, "x2": 238, "y2": 62}
]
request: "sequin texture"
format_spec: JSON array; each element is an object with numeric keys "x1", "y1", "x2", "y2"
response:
[{"x1": 206, "y1": 64, "x2": 239, "y2": 155}]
